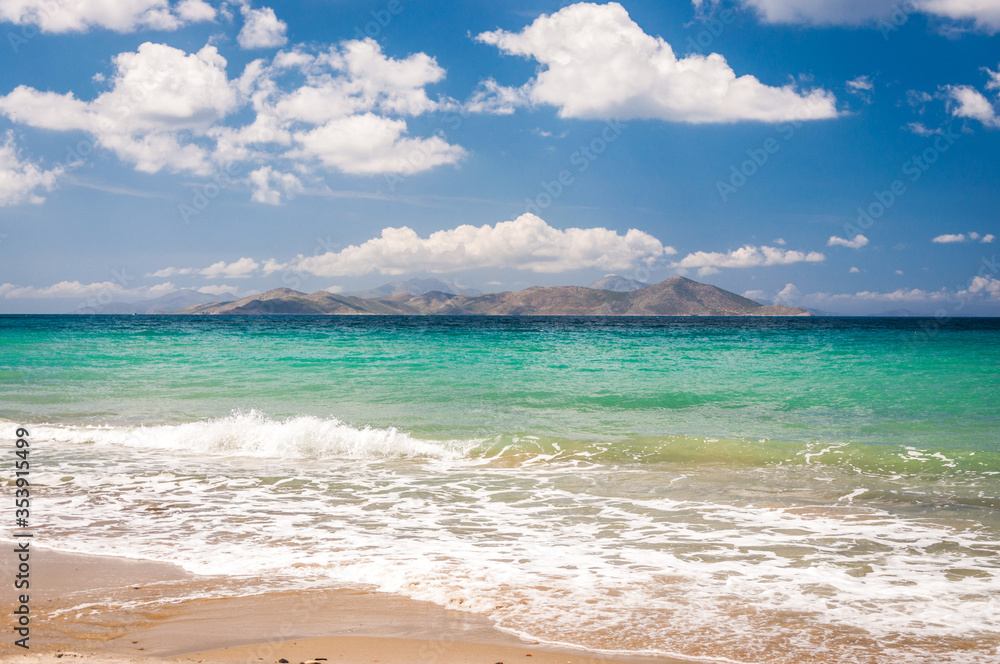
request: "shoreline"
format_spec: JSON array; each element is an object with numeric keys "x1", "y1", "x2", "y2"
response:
[{"x1": 0, "y1": 547, "x2": 693, "y2": 664}]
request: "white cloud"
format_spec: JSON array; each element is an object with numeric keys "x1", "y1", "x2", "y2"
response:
[
  {"x1": 252, "y1": 39, "x2": 451, "y2": 129},
  {"x1": 934, "y1": 233, "x2": 968, "y2": 243},
  {"x1": 201, "y1": 257, "x2": 260, "y2": 279},
  {"x1": 0, "y1": 131, "x2": 62, "y2": 206},
  {"x1": 933, "y1": 232, "x2": 995, "y2": 243},
  {"x1": 284, "y1": 213, "x2": 674, "y2": 277},
  {"x1": 958, "y1": 275, "x2": 1000, "y2": 299},
  {"x1": 849, "y1": 266, "x2": 861, "y2": 273},
  {"x1": 265, "y1": 40, "x2": 467, "y2": 174},
  {"x1": 751, "y1": 276, "x2": 1000, "y2": 313},
  {"x1": 176, "y1": 0, "x2": 216, "y2": 22},
  {"x1": 676, "y1": 244, "x2": 825, "y2": 270},
  {"x1": 261, "y1": 258, "x2": 284, "y2": 276},
  {"x1": 835, "y1": 288, "x2": 947, "y2": 302},
  {"x1": 464, "y1": 79, "x2": 532, "y2": 115},
  {"x1": 0, "y1": 0, "x2": 215, "y2": 33},
  {"x1": 724, "y1": 0, "x2": 1000, "y2": 32},
  {"x1": 907, "y1": 122, "x2": 940, "y2": 136},
  {"x1": 248, "y1": 166, "x2": 302, "y2": 204},
  {"x1": 773, "y1": 237, "x2": 786, "y2": 245},
  {"x1": 147, "y1": 257, "x2": 260, "y2": 279},
  {"x1": 933, "y1": 64, "x2": 1000, "y2": 128},
  {"x1": 0, "y1": 42, "x2": 237, "y2": 175},
  {"x1": 827, "y1": 234, "x2": 869, "y2": 249},
  {"x1": 775, "y1": 282, "x2": 801, "y2": 304},
  {"x1": 474, "y1": 2, "x2": 838, "y2": 123},
  {"x1": 289, "y1": 114, "x2": 466, "y2": 175},
  {"x1": 238, "y1": 5, "x2": 288, "y2": 49},
  {"x1": 923, "y1": 0, "x2": 1000, "y2": 31},
  {"x1": 846, "y1": 76, "x2": 874, "y2": 93},
  {"x1": 0, "y1": 280, "x2": 175, "y2": 299},
  {"x1": 0, "y1": 38, "x2": 464, "y2": 188},
  {"x1": 846, "y1": 75, "x2": 874, "y2": 103},
  {"x1": 946, "y1": 85, "x2": 999, "y2": 127},
  {"x1": 196, "y1": 285, "x2": 240, "y2": 296}
]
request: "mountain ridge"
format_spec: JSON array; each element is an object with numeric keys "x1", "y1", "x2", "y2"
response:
[{"x1": 173, "y1": 276, "x2": 810, "y2": 317}]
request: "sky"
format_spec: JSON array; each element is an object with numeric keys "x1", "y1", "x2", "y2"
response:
[{"x1": 0, "y1": 0, "x2": 998, "y2": 314}]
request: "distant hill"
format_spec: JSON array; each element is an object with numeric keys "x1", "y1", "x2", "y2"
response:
[
  {"x1": 344, "y1": 278, "x2": 481, "y2": 299},
  {"x1": 173, "y1": 277, "x2": 809, "y2": 317},
  {"x1": 587, "y1": 274, "x2": 648, "y2": 292},
  {"x1": 72, "y1": 289, "x2": 235, "y2": 314}
]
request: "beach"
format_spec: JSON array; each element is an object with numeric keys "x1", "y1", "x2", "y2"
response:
[
  {"x1": 2, "y1": 315, "x2": 999, "y2": 664},
  {"x1": 0, "y1": 549, "x2": 681, "y2": 664}
]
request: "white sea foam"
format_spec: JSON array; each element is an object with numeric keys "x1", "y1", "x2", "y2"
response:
[
  {"x1": 32, "y1": 410, "x2": 477, "y2": 460},
  {"x1": 16, "y1": 417, "x2": 1000, "y2": 664}
]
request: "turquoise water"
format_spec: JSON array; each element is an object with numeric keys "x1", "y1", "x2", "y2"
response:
[{"x1": 2, "y1": 316, "x2": 999, "y2": 663}]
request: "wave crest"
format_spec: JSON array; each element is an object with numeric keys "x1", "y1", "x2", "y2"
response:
[{"x1": 33, "y1": 410, "x2": 474, "y2": 460}]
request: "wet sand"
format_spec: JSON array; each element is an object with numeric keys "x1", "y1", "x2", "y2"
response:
[{"x1": 0, "y1": 548, "x2": 689, "y2": 664}]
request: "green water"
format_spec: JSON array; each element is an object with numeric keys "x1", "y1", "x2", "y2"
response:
[{"x1": 3, "y1": 315, "x2": 998, "y2": 449}]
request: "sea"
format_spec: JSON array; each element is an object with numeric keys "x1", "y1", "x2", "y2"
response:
[{"x1": 2, "y1": 315, "x2": 998, "y2": 663}]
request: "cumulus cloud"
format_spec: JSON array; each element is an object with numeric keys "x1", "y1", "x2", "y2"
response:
[
  {"x1": 0, "y1": 38, "x2": 464, "y2": 188},
  {"x1": 288, "y1": 114, "x2": 465, "y2": 175},
  {"x1": 945, "y1": 66, "x2": 1000, "y2": 127},
  {"x1": 238, "y1": 5, "x2": 288, "y2": 49},
  {"x1": 958, "y1": 275, "x2": 1000, "y2": 299},
  {"x1": 827, "y1": 234, "x2": 869, "y2": 249},
  {"x1": 675, "y1": 244, "x2": 825, "y2": 271},
  {"x1": 0, "y1": 42, "x2": 237, "y2": 175},
  {"x1": 211, "y1": 38, "x2": 466, "y2": 175},
  {"x1": 947, "y1": 88, "x2": 999, "y2": 126},
  {"x1": 774, "y1": 282, "x2": 801, "y2": 304},
  {"x1": 721, "y1": 0, "x2": 1000, "y2": 32},
  {"x1": 933, "y1": 233, "x2": 967, "y2": 243},
  {"x1": 0, "y1": 131, "x2": 62, "y2": 206},
  {"x1": 473, "y1": 2, "x2": 838, "y2": 123},
  {"x1": 932, "y1": 232, "x2": 995, "y2": 243},
  {"x1": 281, "y1": 213, "x2": 674, "y2": 277},
  {"x1": 147, "y1": 257, "x2": 260, "y2": 279},
  {"x1": 0, "y1": 0, "x2": 216, "y2": 33}
]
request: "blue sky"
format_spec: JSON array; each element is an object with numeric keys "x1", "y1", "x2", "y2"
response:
[{"x1": 0, "y1": 0, "x2": 998, "y2": 314}]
